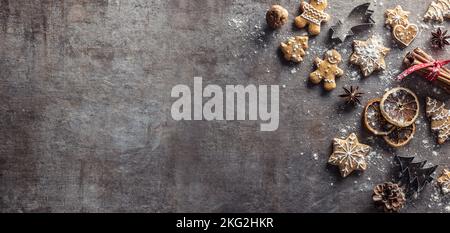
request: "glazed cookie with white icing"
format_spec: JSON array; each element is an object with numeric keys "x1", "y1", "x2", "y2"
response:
[
  {"x1": 309, "y1": 50, "x2": 344, "y2": 91},
  {"x1": 350, "y1": 36, "x2": 390, "y2": 77},
  {"x1": 294, "y1": 0, "x2": 330, "y2": 36}
]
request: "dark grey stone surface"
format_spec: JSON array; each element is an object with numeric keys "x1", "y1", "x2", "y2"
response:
[{"x1": 0, "y1": 0, "x2": 449, "y2": 213}]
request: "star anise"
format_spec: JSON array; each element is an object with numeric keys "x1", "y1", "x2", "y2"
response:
[
  {"x1": 431, "y1": 28, "x2": 450, "y2": 49},
  {"x1": 339, "y1": 86, "x2": 364, "y2": 105}
]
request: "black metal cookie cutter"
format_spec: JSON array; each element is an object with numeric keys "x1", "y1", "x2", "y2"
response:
[
  {"x1": 394, "y1": 156, "x2": 438, "y2": 198},
  {"x1": 329, "y1": 2, "x2": 375, "y2": 43}
]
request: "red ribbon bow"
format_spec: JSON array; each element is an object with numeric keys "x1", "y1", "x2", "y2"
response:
[{"x1": 397, "y1": 59, "x2": 450, "y2": 81}]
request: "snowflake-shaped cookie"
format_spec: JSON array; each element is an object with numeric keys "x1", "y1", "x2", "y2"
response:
[
  {"x1": 437, "y1": 169, "x2": 450, "y2": 194},
  {"x1": 350, "y1": 36, "x2": 390, "y2": 77},
  {"x1": 385, "y1": 5, "x2": 410, "y2": 27},
  {"x1": 328, "y1": 133, "x2": 372, "y2": 177}
]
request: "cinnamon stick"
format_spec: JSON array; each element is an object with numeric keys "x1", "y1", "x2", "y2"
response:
[
  {"x1": 403, "y1": 48, "x2": 450, "y2": 93},
  {"x1": 414, "y1": 48, "x2": 450, "y2": 78},
  {"x1": 409, "y1": 60, "x2": 450, "y2": 85},
  {"x1": 415, "y1": 48, "x2": 450, "y2": 76},
  {"x1": 404, "y1": 49, "x2": 450, "y2": 79}
]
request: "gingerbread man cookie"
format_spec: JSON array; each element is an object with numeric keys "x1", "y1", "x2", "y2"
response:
[
  {"x1": 295, "y1": 0, "x2": 330, "y2": 36},
  {"x1": 280, "y1": 36, "x2": 309, "y2": 63},
  {"x1": 309, "y1": 50, "x2": 343, "y2": 91}
]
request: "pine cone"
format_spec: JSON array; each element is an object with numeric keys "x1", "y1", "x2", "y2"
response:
[{"x1": 372, "y1": 182, "x2": 406, "y2": 212}]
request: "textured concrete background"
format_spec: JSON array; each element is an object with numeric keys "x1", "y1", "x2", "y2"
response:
[{"x1": 0, "y1": 0, "x2": 449, "y2": 212}]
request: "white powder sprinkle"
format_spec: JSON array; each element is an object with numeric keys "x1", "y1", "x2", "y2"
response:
[
  {"x1": 446, "y1": 205, "x2": 450, "y2": 213},
  {"x1": 313, "y1": 153, "x2": 318, "y2": 160}
]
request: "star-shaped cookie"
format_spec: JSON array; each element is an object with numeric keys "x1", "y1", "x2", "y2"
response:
[
  {"x1": 437, "y1": 169, "x2": 450, "y2": 194},
  {"x1": 328, "y1": 133, "x2": 371, "y2": 177},
  {"x1": 426, "y1": 97, "x2": 450, "y2": 144},
  {"x1": 350, "y1": 36, "x2": 390, "y2": 77},
  {"x1": 385, "y1": 5, "x2": 410, "y2": 27}
]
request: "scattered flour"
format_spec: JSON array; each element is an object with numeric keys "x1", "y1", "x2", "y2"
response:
[{"x1": 313, "y1": 153, "x2": 319, "y2": 161}]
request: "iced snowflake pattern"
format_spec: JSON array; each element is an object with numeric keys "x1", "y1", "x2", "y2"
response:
[{"x1": 328, "y1": 133, "x2": 372, "y2": 177}]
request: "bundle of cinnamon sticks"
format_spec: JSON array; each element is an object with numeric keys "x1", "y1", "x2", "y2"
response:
[{"x1": 403, "y1": 48, "x2": 450, "y2": 93}]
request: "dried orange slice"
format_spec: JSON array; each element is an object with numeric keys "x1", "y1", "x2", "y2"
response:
[
  {"x1": 380, "y1": 87, "x2": 419, "y2": 127},
  {"x1": 363, "y1": 98, "x2": 395, "y2": 136},
  {"x1": 383, "y1": 123, "x2": 416, "y2": 147}
]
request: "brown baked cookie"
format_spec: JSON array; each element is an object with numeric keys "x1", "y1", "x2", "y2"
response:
[
  {"x1": 385, "y1": 5, "x2": 410, "y2": 27},
  {"x1": 437, "y1": 169, "x2": 450, "y2": 194},
  {"x1": 294, "y1": 0, "x2": 330, "y2": 35},
  {"x1": 350, "y1": 36, "x2": 390, "y2": 77},
  {"x1": 309, "y1": 49, "x2": 343, "y2": 91},
  {"x1": 426, "y1": 97, "x2": 450, "y2": 144},
  {"x1": 328, "y1": 133, "x2": 371, "y2": 178},
  {"x1": 266, "y1": 5, "x2": 289, "y2": 29},
  {"x1": 392, "y1": 23, "x2": 418, "y2": 47},
  {"x1": 424, "y1": 0, "x2": 450, "y2": 23},
  {"x1": 280, "y1": 36, "x2": 309, "y2": 63},
  {"x1": 385, "y1": 6, "x2": 418, "y2": 47}
]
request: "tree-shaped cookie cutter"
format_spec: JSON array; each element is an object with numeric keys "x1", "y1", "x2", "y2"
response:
[{"x1": 394, "y1": 156, "x2": 438, "y2": 199}]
